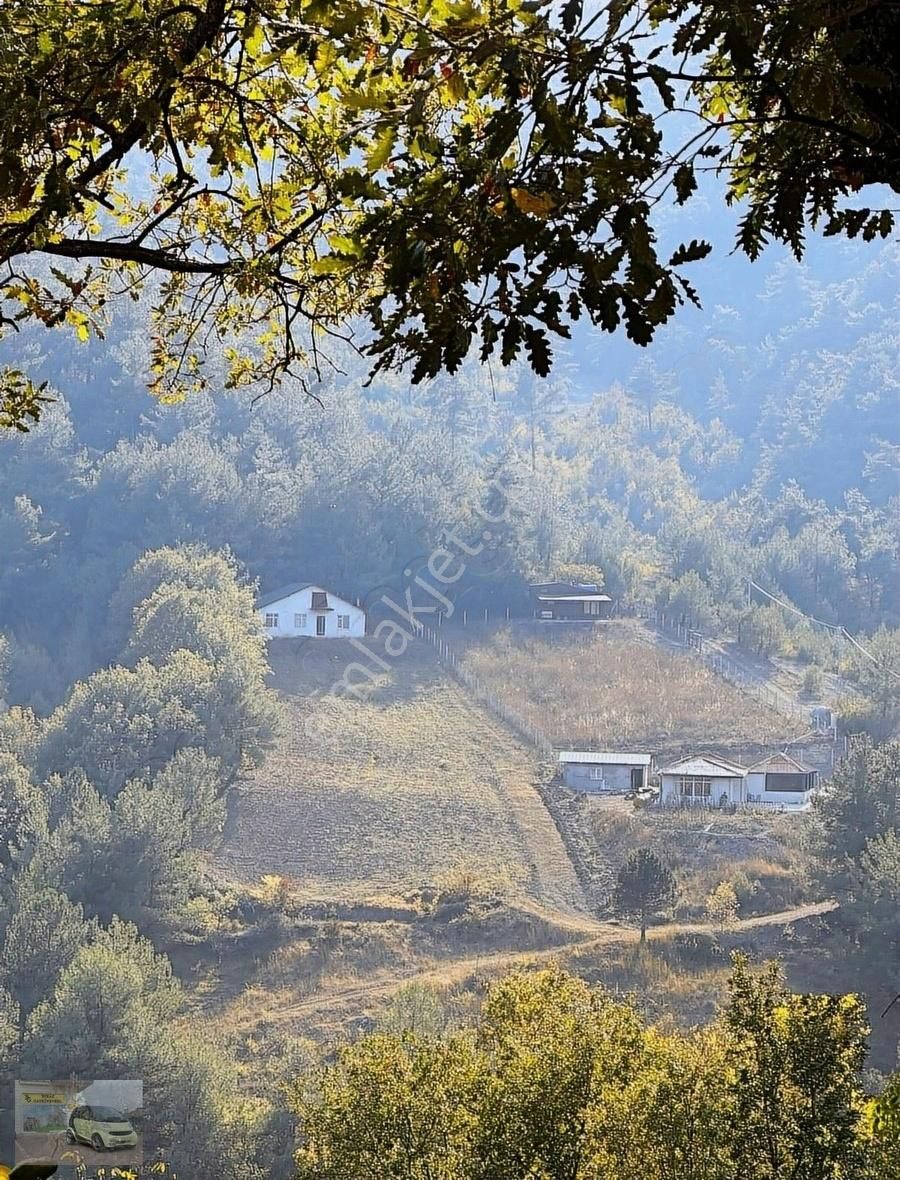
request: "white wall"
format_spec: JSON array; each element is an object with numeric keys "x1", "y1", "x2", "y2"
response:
[
  {"x1": 745, "y1": 771, "x2": 812, "y2": 806},
  {"x1": 259, "y1": 585, "x2": 366, "y2": 638},
  {"x1": 659, "y1": 774, "x2": 745, "y2": 806}
]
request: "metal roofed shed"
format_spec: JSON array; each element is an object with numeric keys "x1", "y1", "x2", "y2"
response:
[
  {"x1": 537, "y1": 594, "x2": 612, "y2": 602},
  {"x1": 529, "y1": 580, "x2": 613, "y2": 621},
  {"x1": 557, "y1": 749, "x2": 652, "y2": 793}
]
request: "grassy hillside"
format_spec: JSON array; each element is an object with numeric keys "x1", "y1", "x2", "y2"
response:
[
  {"x1": 458, "y1": 621, "x2": 802, "y2": 762},
  {"x1": 213, "y1": 638, "x2": 586, "y2": 915}
]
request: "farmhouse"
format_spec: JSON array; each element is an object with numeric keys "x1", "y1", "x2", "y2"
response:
[
  {"x1": 557, "y1": 750, "x2": 652, "y2": 793},
  {"x1": 745, "y1": 752, "x2": 819, "y2": 809},
  {"x1": 659, "y1": 751, "x2": 819, "y2": 811},
  {"x1": 658, "y1": 754, "x2": 748, "y2": 808},
  {"x1": 258, "y1": 582, "x2": 365, "y2": 638},
  {"x1": 530, "y1": 580, "x2": 613, "y2": 621}
]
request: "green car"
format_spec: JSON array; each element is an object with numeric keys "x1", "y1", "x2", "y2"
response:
[{"x1": 66, "y1": 1105, "x2": 138, "y2": 1152}]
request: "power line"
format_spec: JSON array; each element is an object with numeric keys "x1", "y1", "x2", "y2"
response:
[{"x1": 747, "y1": 579, "x2": 900, "y2": 683}]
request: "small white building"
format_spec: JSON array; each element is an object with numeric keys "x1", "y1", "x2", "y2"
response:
[
  {"x1": 745, "y1": 753, "x2": 818, "y2": 811},
  {"x1": 557, "y1": 750, "x2": 652, "y2": 793},
  {"x1": 258, "y1": 582, "x2": 366, "y2": 639},
  {"x1": 658, "y1": 754, "x2": 748, "y2": 808}
]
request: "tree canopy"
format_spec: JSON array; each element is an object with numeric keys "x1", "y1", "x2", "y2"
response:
[
  {"x1": 2, "y1": 0, "x2": 898, "y2": 427},
  {"x1": 293, "y1": 961, "x2": 888, "y2": 1180}
]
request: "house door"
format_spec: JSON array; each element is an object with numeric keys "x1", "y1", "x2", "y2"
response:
[
  {"x1": 316, "y1": 615, "x2": 326, "y2": 636},
  {"x1": 631, "y1": 767, "x2": 643, "y2": 791}
]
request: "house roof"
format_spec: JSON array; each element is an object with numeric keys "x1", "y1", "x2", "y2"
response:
[
  {"x1": 538, "y1": 594, "x2": 612, "y2": 602},
  {"x1": 531, "y1": 581, "x2": 600, "y2": 590},
  {"x1": 558, "y1": 750, "x2": 652, "y2": 766},
  {"x1": 660, "y1": 754, "x2": 746, "y2": 778},
  {"x1": 258, "y1": 581, "x2": 314, "y2": 608},
  {"x1": 747, "y1": 752, "x2": 816, "y2": 775}
]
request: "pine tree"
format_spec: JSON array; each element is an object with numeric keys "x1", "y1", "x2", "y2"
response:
[{"x1": 613, "y1": 849, "x2": 675, "y2": 942}]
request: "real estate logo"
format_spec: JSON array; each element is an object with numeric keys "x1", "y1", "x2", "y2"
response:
[{"x1": 14, "y1": 1081, "x2": 143, "y2": 1169}]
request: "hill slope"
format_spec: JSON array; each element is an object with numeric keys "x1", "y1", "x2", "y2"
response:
[
  {"x1": 458, "y1": 621, "x2": 802, "y2": 762},
  {"x1": 214, "y1": 638, "x2": 587, "y2": 915}
]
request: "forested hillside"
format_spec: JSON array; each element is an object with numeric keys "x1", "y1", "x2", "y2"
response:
[{"x1": 1, "y1": 234, "x2": 897, "y2": 730}]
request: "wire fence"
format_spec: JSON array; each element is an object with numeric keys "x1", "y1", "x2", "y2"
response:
[
  {"x1": 418, "y1": 622, "x2": 555, "y2": 761},
  {"x1": 651, "y1": 609, "x2": 817, "y2": 728}
]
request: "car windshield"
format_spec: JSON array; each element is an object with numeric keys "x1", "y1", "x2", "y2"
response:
[{"x1": 91, "y1": 1108, "x2": 128, "y2": 1122}]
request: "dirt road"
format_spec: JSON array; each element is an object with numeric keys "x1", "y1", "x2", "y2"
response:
[{"x1": 264, "y1": 899, "x2": 837, "y2": 1026}]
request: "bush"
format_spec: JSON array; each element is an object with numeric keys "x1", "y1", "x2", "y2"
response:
[
  {"x1": 802, "y1": 666, "x2": 824, "y2": 697},
  {"x1": 706, "y1": 881, "x2": 740, "y2": 929}
]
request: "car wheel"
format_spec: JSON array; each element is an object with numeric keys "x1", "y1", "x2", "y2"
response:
[
  {"x1": 66, "y1": 1128, "x2": 76, "y2": 1143},
  {"x1": 92, "y1": 1133, "x2": 105, "y2": 1151}
]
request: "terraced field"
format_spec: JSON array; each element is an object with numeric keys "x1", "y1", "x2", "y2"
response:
[{"x1": 214, "y1": 638, "x2": 586, "y2": 914}]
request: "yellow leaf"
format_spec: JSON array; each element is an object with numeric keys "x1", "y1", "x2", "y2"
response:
[
  {"x1": 510, "y1": 187, "x2": 556, "y2": 217},
  {"x1": 366, "y1": 125, "x2": 396, "y2": 173},
  {"x1": 311, "y1": 256, "x2": 354, "y2": 275}
]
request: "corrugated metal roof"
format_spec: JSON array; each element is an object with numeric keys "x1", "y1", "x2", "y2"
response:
[
  {"x1": 558, "y1": 750, "x2": 652, "y2": 766},
  {"x1": 531, "y1": 581, "x2": 600, "y2": 591},
  {"x1": 747, "y1": 752, "x2": 816, "y2": 774},
  {"x1": 258, "y1": 581, "x2": 314, "y2": 608},
  {"x1": 660, "y1": 754, "x2": 746, "y2": 777},
  {"x1": 537, "y1": 594, "x2": 612, "y2": 602}
]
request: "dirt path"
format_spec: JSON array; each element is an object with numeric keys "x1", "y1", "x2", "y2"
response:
[
  {"x1": 440, "y1": 675, "x2": 589, "y2": 918},
  {"x1": 264, "y1": 899, "x2": 837, "y2": 1026}
]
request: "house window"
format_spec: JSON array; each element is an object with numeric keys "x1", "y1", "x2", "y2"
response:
[
  {"x1": 584, "y1": 600, "x2": 601, "y2": 616},
  {"x1": 265, "y1": 613, "x2": 279, "y2": 628},
  {"x1": 679, "y1": 776, "x2": 712, "y2": 798},
  {"x1": 311, "y1": 591, "x2": 328, "y2": 610},
  {"x1": 764, "y1": 772, "x2": 815, "y2": 793},
  {"x1": 337, "y1": 614, "x2": 351, "y2": 630},
  {"x1": 588, "y1": 766, "x2": 606, "y2": 780},
  {"x1": 294, "y1": 612, "x2": 307, "y2": 629}
]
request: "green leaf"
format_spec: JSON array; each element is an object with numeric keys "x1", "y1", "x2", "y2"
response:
[{"x1": 366, "y1": 125, "x2": 396, "y2": 173}]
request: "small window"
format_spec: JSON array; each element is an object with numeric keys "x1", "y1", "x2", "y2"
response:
[
  {"x1": 584, "y1": 600, "x2": 601, "y2": 616},
  {"x1": 337, "y1": 614, "x2": 350, "y2": 630},
  {"x1": 311, "y1": 591, "x2": 328, "y2": 610},
  {"x1": 265, "y1": 612, "x2": 279, "y2": 628},
  {"x1": 589, "y1": 766, "x2": 606, "y2": 780},
  {"x1": 294, "y1": 612, "x2": 307, "y2": 629}
]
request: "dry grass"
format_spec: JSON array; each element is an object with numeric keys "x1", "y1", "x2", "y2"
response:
[
  {"x1": 589, "y1": 807, "x2": 816, "y2": 919},
  {"x1": 212, "y1": 638, "x2": 587, "y2": 916},
  {"x1": 459, "y1": 621, "x2": 800, "y2": 761}
]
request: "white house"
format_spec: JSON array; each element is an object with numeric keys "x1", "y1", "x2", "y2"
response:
[
  {"x1": 745, "y1": 752, "x2": 818, "y2": 810},
  {"x1": 258, "y1": 582, "x2": 366, "y2": 639},
  {"x1": 557, "y1": 750, "x2": 652, "y2": 793},
  {"x1": 658, "y1": 753, "x2": 748, "y2": 808}
]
